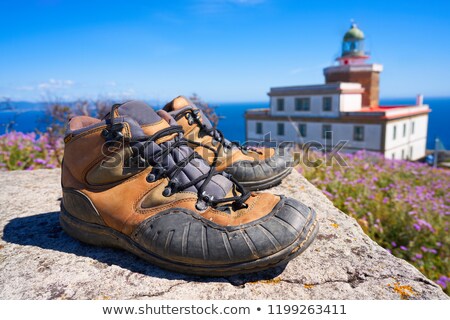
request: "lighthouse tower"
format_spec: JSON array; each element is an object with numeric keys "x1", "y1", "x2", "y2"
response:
[{"x1": 324, "y1": 24, "x2": 383, "y2": 108}]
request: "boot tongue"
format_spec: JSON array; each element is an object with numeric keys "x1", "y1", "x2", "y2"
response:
[
  {"x1": 109, "y1": 100, "x2": 172, "y2": 136},
  {"x1": 113, "y1": 100, "x2": 161, "y2": 125}
]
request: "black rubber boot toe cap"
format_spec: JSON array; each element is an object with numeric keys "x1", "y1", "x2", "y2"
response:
[
  {"x1": 225, "y1": 148, "x2": 294, "y2": 190},
  {"x1": 132, "y1": 196, "x2": 317, "y2": 269}
]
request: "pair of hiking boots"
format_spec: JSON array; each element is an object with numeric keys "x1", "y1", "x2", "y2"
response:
[{"x1": 60, "y1": 96, "x2": 319, "y2": 276}]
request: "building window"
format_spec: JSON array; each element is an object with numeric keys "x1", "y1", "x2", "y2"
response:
[
  {"x1": 353, "y1": 126, "x2": 364, "y2": 141},
  {"x1": 401, "y1": 149, "x2": 405, "y2": 159},
  {"x1": 322, "y1": 97, "x2": 332, "y2": 112},
  {"x1": 403, "y1": 123, "x2": 407, "y2": 137},
  {"x1": 298, "y1": 124, "x2": 307, "y2": 137},
  {"x1": 409, "y1": 146, "x2": 413, "y2": 159},
  {"x1": 393, "y1": 125, "x2": 397, "y2": 140},
  {"x1": 322, "y1": 124, "x2": 332, "y2": 140},
  {"x1": 392, "y1": 153, "x2": 395, "y2": 159},
  {"x1": 411, "y1": 121, "x2": 415, "y2": 134},
  {"x1": 295, "y1": 97, "x2": 310, "y2": 111},
  {"x1": 256, "y1": 122, "x2": 263, "y2": 134},
  {"x1": 276, "y1": 98, "x2": 284, "y2": 111},
  {"x1": 277, "y1": 123, "x2": 285, "y2": 136}
]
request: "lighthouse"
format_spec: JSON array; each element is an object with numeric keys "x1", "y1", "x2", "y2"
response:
[
  {"x1": 245, "y1": 22, "x2": 430, "y2": 161},
  {"x1": 324, "y1": 23, "x2": 383, "y2": 108}
]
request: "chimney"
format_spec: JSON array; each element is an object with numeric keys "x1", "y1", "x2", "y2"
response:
[{"x1": 416, "y1": 94, "x2": 424, "y2": 106}]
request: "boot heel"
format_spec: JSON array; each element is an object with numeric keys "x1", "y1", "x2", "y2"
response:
[{"x1": 59, "y1": 206, "x2": 121, "y2": 249}]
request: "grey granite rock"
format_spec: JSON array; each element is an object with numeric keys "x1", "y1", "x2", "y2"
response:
[{"x1": 0, "y1": 169, "x2": 447, "y2": 299}]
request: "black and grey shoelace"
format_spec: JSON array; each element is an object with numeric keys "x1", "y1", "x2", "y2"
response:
[{"x1": 102, "y1": 120, "x2": 250, "y2": 211}]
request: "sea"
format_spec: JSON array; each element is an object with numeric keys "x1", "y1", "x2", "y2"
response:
[{"x1": 0, "y1": 98, "x2": 449, "y2": 150}]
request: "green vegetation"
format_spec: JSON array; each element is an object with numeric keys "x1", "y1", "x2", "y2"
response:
[
  {"x1": 0, "y1": 132, "x2": 62, "y2": 170},
  {"x1": 299, "y1": 150, "x2": 450, "y2": 294}
]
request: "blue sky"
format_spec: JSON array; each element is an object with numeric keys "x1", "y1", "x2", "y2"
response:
[{"x1": 1, "y1": 0, "x2": 449, "y2": 103}]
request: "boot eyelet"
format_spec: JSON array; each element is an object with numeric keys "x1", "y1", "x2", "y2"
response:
[
  {"x1": 101, "y1": 128, "x2": 110, "y2": 138},
  {"x1": 185, "y1": 113, "x2": 195, "y2": 125},
  {"x1": 200, "y1": 191, "x2": 214, "y2": 205},
  {"x1": 162, "y1": 187, "x2": 172, "y2": 197},
  {"x1": 113, "y1": 131, "x2": 123, "y2": 140},
  {"x1": 195, "y1": 200, "x2": 208, "y2": 211}
]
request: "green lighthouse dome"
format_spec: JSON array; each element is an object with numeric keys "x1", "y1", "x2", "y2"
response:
[
  {"x1": 341, "y1": 23, "x2": 366, "y2": 58},
  {"x1": 343, "y1": 23, "x2": 364, "y2": 41}
]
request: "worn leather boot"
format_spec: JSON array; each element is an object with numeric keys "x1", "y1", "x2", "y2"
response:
[
  {"x1": 163, "y1": 96, "x2": 293, "y2": 191},
  {"x1": 60, "y1": 101, "x2": 318, "y2": 276}
]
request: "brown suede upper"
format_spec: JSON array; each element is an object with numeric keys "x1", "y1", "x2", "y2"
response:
[{"x1": 62, "y1": 112, "x2": 281, "y2": 236}]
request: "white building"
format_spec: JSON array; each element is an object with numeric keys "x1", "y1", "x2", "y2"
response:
[{"x1": 245, "y1": 24, "x2": 430, "y2": 161}]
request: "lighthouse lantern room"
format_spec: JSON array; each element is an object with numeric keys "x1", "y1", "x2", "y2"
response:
[{"x1": 339, "y1": 23, "x2": 369, "y2": 65}]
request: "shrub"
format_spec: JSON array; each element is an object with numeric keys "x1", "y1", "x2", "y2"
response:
[
  {"x1": 0, "y1": 132, "x2": 63, "y2": 171},
  {"x1": 298, "y1": 150, "x2": 450, "y2": 294}
]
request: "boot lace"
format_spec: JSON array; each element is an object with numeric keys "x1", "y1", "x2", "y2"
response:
[
  {"x1": 176, "y1": 109, "x2": 262, "y2": 168},
  {"x1": 102, "y1": 116, "x2": 250, "y2": 211}
]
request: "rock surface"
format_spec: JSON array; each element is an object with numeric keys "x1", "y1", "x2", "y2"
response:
[{"x1": 0, "y1": 169, "x2": 447, "y2": 300}]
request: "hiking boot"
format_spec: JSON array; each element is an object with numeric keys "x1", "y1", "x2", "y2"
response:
[
  {"x1": 163, "y1": 96, "x2": 294, "y2": 191},
  {"x1": 60, "y1": 100, "x2": 318, "y2": 276}
]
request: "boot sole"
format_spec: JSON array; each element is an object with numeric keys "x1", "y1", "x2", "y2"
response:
[
  {"x1": 59, "y1": 204, "x2": 319, "y2": 277},
  {"x1": 239, "y1": 167, "x2": 293, "y2": 192}
]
